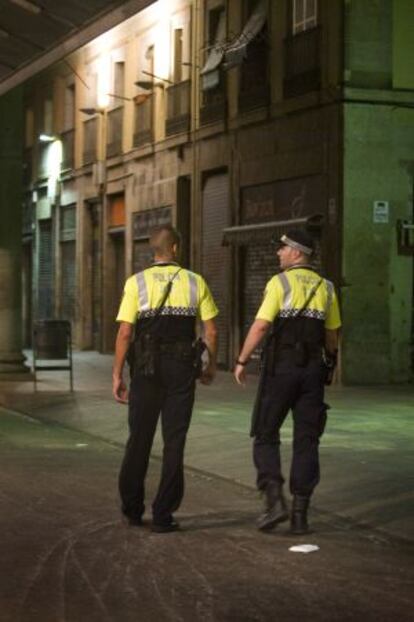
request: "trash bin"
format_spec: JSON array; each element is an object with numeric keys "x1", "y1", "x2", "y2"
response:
[{"x1": 32, "y1": 320, "x2": 73, "y2": 391}]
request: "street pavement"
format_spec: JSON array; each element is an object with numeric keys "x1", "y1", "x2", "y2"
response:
[
  {"x1": 0, "y1": 351, "x2": 413, "y2": 544},
  {"x1": 0, "y1": 406, "x2": 413, "y2": 622}
]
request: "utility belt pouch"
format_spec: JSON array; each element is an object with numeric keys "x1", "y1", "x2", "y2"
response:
[
  {"x1": 134, "y1": 332, "x2": 157, "y2": 378},
  {"x1": 192, "y1": 337, "x2": 207, "y2": 378}
]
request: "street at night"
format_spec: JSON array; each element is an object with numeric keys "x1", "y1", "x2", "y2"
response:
[
  {"x1": 0, "y1": 405, "x2": 413, "y2": 622},
  {"x1": 1, "y1": 351, "x2": 414, "y2": 621},
  {"x1": 1, "y1": 0, "x2": 414, "y2": 620}
]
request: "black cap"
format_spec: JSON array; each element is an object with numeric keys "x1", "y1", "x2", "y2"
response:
[{"x1": 273, "y1": 228, "x2": 315, "y2": 256}]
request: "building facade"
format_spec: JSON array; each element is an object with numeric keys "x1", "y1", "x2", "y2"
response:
[{"x1": 20, "y1": 0, "x2": 414, "y2": 383}]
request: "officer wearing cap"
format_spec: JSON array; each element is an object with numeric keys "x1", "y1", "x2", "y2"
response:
[
  {"x1": 113, "y1": 224, "x2": 218, "y2": 533},
  {"x1": 234, "y1": 229, "x2": 341, "y2": 534}
]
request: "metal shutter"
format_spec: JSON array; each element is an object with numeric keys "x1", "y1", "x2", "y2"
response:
[
  {"x1": 38, "y1": 219, "x2": 53, "y2": 319},
  {"x1": 241, "y1": 244, "x2": 275, "y2": 346},
  {"x1": 133, "y1": 241, "x2": 152, "y2": 273},
  {"x1": 61, "y1": 241, "x2": 76, "y2": 322},
  {"x1": 202, "y1": 173, "x2": 230, "y2": 367}
]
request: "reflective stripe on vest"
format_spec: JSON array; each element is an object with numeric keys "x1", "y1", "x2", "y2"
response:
[
  {"x1": 136, "y1": 271, "x2": 150, "y2": 311},
  {"x1": 188, "y1": 271, "x2": 198, "y2": 307}
]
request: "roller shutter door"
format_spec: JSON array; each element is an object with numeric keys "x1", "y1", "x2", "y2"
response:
[
  {"x1": 61, "y1": 241, "x2": 76, "y2": 322},
  {"x1": 38, "y1": 219, "x2": 53, "y2": 319},
  {"x1": 202, "y1": 173, "x2": 230, "y2": 367},
  {"x1": 241, "y1": 244, "x2": 275, "y2": 345}
]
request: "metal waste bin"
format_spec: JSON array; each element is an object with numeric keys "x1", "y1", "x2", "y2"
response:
[{"x1": 32, "y1": 320, "x2": 73, "y2": 391}]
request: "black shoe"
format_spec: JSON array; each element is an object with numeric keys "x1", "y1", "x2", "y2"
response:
[
  {"x1": 122, "y1": 512, "x2": 144, "y2": 527},
  {"x1": 151, "y1": 520, "x2": 180, "y2": 533},
  {"x1": 290, "y1": 495, "x2": 310, "y2": 535},
  {"x1": 257, "y1": 482, "x2": 289, "y2": 531}
]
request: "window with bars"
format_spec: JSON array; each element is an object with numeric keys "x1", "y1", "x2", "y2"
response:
[
  {"x1": 200, "y1": 6, "x2": 226, "y2": 125},
  {"x1": 43, "y1": 96, "x2": 53, "y2": 134},
  {"x1": 292, "y1": 0, "x2": 318, "y2": 35},
  {"x1": 113, "y1": 61, "x2": 125, "y2": 100},
  {"x1": 83, "y1": 117, "x2": 97, "y2": 165},
  {"x1": 64, "y1": 84, "x2": 75, "y2": 130},
  {"x1": 61, "y1": 84, "x2": 75, "y2": 169},
  {"x1": 173, "y1": 28, "x2": 184, "y2": 83}
]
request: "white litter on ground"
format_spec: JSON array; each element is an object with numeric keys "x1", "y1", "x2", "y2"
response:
[
  {"x1": 75, "y1": 443, "x2": 88, "y2": 448},
  {"x1": 289, "y1": 544, "x2": 320, "y2": 554}
]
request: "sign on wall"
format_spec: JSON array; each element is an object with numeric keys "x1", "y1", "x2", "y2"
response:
[
  {"x1": 373, "y1": 201, "x2": 389, "y2": 224},
  {"x1": 241, "y1": 175, "x2": 325, "y2": 224}
]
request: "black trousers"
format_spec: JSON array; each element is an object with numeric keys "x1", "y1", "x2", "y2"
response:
[
  {"x1": 119, "y1": 354, "x2": 195, "y2": 525},
  {"x1": 253, "y1": 359, "x2": 328, "y2": 498}
]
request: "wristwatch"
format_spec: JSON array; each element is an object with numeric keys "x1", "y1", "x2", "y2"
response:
[{"x1": 235, "y1": 359, "x2": 248, "y2": 366}]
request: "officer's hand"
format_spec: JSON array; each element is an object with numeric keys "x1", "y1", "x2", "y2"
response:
[
  {"x1": 234, "y1": 364, "x2": 247, "y2": 386},
  {"x1": 200, "y1": 363, "x2": 216, "y2": 385},
  {"x1": 113, "y1": 377, "x2": 129, "y2": 404}
]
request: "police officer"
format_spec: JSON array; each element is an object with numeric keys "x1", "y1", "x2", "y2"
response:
[
  {"x1": 113, "y1": 225, "x2": 218, "y2": 533},
  {"x1": 234, "y1": 229, "x2": 341, "y2": 534}
]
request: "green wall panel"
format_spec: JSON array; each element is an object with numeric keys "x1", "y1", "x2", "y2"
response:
[
  {"x1": 342, "y1": 104, "x2": 414, "y2": 384},
  {"x1": 393, "y1": 0, "x2": 414, "y2": 89}
]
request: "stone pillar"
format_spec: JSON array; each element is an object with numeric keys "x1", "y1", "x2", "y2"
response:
[{"x1": 0, "y1": 86, "x2": 28, "y2": 376}]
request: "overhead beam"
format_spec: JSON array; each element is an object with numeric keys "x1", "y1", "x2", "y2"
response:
[{"x1": 0, "y1": 0, "x2": 156, "y2": 96}]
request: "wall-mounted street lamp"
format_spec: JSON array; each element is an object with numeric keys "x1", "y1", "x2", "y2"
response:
[
  {"x1": 79, "y1": 107, "x2": 105, "y2": 116},
  {"x1": 134, "y1": 81, "x2": 157, "y2": 91},
  {"x1": 134, "y1": 70, "x2": 173, "y2": 91},
  {"x1": 39, "y1": 133, "x2": 57, "y2": 142}
]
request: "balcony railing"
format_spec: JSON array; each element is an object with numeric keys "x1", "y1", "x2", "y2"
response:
[
  {"x1": 166, "y1": 80, "x2": 191, "y2": 136},
  {"x1": 60, "y1": 129, "x2": 75, "y2": 170},
  {"x1": 83, "y1": 117, "x2": 97, "y2": 165},
  {"x1": 238, "y1": 42, "x2": 270, "y2": 114},
  {"x1": 133, "y1": 97, "x2": 153, "y2": 147},
  {"x1": 107, "y1": 107, "x2": 123, "y2": 158},
  {"x1": 284, "y1": 27, "x2": 321, "y2": 98},
  {"x1": 200, "y1": 77, "x2": 226, "y2": 126}
]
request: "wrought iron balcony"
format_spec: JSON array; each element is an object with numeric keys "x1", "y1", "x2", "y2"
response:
[
  {"x1": 200, "y1": 79, "x2": 226, "y2": 126},
  {"x1": 60, "y1": 129, "x2": 75, "y2": 170},
  {"x1": 107, "y1": 107, "x2": 123, "y2": 158},
  {"x1": 238, "y1": 41, "x2": 270, "y2": 114},
  {"x1": 284, "y1": 27, "x2": 321, "y2": 98},
  {"x1": 133, "y1": 96, "x2": 153, "y2": 147},
  {"x1": 166, "y1": 80, "x2": 191, "y2": 136}
]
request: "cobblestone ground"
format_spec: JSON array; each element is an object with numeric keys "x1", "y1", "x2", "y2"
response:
[{"x1": 1, "y1": 408, "x2": 413, "y2": 622}]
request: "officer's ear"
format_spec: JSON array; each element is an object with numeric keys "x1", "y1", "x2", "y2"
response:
[{"x1": 172, "y1": 242, "x2": 180, "y2": 258}]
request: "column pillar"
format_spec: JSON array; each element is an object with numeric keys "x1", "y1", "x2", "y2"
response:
[{"x1": 0, "y1": 86, "x2": 29, "y2": 376}]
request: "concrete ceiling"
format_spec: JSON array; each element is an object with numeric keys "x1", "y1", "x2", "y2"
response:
[{"x1": 0, "y1": 0, "x2": 156, "y2": 96}]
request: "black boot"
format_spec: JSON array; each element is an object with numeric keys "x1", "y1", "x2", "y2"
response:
[
  {"x1": 257, "y1": 481, "x2": 289, "y2": 531},
  {"x1": 290, "y1": 495, "x2": 310, "y2": 535}
]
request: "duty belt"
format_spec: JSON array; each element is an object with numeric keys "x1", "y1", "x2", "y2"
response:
[{"x1": 158, "y1": 340, "x2": 194, "y2": 356}]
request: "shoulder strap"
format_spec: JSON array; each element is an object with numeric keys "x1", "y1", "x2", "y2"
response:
[
  {"x1": 153, "y1": 267, "x2": 182, "y2": 317},
  {"x1": 296, "y1": 277, "x2": 323, "y2": 316}
]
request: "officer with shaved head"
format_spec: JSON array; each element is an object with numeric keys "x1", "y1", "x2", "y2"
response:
[{"x1": 113, "y1": 224, "x2": 218, "y2": 532}]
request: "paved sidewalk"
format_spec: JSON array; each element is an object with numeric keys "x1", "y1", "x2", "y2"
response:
[{"x1": 0, "y1": 351, "x2": 413, "y2": 542}]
